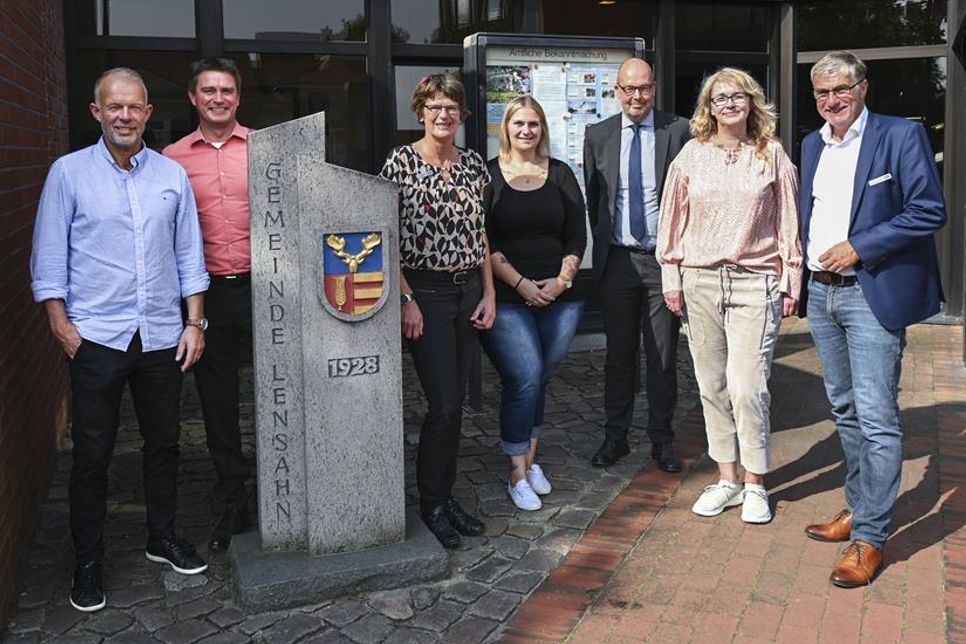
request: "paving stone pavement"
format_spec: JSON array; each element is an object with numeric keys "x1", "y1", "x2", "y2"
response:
[
  {"x1": 503, "y1": 320, "x2": 966, "y2": 643},
  {"x1": 2, "y1": 338, "x2": 700, "y2": 643}
]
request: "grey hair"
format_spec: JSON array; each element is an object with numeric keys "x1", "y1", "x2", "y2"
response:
[
  {"x1": 810, "y1": 51, "x2": 867, "y2": 85},
  {"x1": 93, "y1": 67, "x2": 149, "y2": 104}
]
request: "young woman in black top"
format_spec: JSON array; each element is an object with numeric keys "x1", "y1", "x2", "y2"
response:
[
  {"x1": 380, "y1": 74, "x2": 495, "y2": 548},
  {"x1": 481, "y1": 96, "x2": 587, "y2": 511}
]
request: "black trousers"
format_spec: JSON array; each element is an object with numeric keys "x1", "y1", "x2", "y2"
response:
[
  {"x1": 68, "y1": 331, "x2": 182, "y2": 563},
  {"x1": 405, "y1": 269, "x2": 482, "y2": 515},
  {"x1": 193, "y1": 275, "x2": 253, "y2": 512},
  {"x1": 599, "y1": 247, "x2": 680, "y2": 446}
]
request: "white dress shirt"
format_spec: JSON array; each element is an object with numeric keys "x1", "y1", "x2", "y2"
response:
[{"x1": 806, "y1": 107, "x2": 869, "y2": 275}]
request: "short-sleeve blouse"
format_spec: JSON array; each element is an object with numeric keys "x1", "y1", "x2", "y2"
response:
[{"x1": 379, "y1": 145, "x2": 490, "y2": 272}]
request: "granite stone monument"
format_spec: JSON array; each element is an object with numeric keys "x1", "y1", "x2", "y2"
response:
[{"x1": 231, "y1": 112, "x2": 447, "y2": 609}]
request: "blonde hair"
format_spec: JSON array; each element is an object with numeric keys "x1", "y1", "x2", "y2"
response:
[
  {"x1": 690, "y1": 67, "x2": 776, "y2": 161},
  {"x1": 498, "y1": 96, "x2": 551, "y2": 161}
]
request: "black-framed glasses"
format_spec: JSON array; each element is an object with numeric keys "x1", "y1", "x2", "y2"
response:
[
  {"x1": 710, "y1": 92, "x2": 749, "y2": 107},
  {"x1": 617, "y1": 83, "x2": 655, "y2": 96},
  {"x1": 424, "y1": 104, "x2": 461, "y2": 116},
  {"x1": 813, "y1": 78, "x2": 865, "y2": 101}
]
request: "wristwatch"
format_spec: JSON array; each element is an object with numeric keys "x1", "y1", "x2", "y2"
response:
[
  {"x1": 400, "y1": 291, "x2": 415, "y2": 305},
  {"x1": 557, "y1": 277, "x2": 573, "y2": 290},
  {"x1": 186, "y1": 317, "x2": 209, "y2": 331}
]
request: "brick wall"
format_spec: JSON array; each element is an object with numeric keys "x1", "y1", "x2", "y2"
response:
[{"x1": 0, "y1": 0, "x2": 69, "y2": 628}]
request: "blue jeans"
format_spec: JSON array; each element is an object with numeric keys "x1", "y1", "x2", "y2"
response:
[
  {"x1": 807, "y1": 280, "x2": 906, "y2": 549},
  {"x1": 480, "y1": 300, "x2": 584, "y2": 455}
]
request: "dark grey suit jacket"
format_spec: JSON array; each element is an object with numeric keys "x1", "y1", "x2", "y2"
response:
[{"x1": 582, "y1": 110, "x2": 691, "y2": 279}]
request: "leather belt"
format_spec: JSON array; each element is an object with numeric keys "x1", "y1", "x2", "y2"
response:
[
  {"x1": 210, "y1": 272, "x2": 251, "y2": 283},
  {"x1": 612, "y1": 245, "x2": 655, "y2": 255},
  {"x1": 405, "y1": 268, "x2": 477, "y2": 286},
  {"x1": 811, "y1": 271, "x2": 857, "y2": 287}
]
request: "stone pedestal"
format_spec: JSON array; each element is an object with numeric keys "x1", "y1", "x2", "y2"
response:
[{"x1": 233, "y1": 112, "x2": 446, "y2": 609}]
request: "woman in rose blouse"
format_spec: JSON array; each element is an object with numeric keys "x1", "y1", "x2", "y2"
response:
[
  {"x1": 657, "y1": 67, "x2": 802, "y2": 525},
  {"x1": 379, "y1": 74, "x2": 495, "y2": 549}
]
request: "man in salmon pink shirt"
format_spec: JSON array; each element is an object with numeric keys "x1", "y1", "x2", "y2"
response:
[{"x1": 164, "y1": 57, "x2": 253, "y2": 554}]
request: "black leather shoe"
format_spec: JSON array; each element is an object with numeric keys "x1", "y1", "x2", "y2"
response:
[
  {"x1": 444, "y1": 498, "x2": 485, "y2": 536},
  {"x1": 69, "y1": 561, "x2": 105, "y2": 612},
  {"x1": 422, "y1": 506, "x2": 461, "y2": 549},
  {"x1": 651, "y1": 443, "x2": 682, "y2": 473},
  {"x1": 591, "y1": 438, "x2": 630, "y2": 467},
  {"x1": 208, "y1": 509, "x2": 251, "y2": 553}
]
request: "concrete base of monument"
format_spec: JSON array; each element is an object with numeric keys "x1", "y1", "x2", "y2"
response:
[{"x1": 229, "y1": 510, "x2": 449, "y2": 610}]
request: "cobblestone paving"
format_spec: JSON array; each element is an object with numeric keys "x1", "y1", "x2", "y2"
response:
[{"x1": 3, "y1": 342, "x2": 697, "y2": 643}]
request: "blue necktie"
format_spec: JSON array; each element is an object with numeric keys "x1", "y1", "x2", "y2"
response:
[{"x1": 629, "y1": 123, "x2": 645, "y2": 244}]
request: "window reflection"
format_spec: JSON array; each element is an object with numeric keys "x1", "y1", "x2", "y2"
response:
[
  {"x1": 223, "y1": 0, "x2": 365, "y2": 42},
  {"x1": 676, "y1": 2, "x2": 769, "y2": 52},
  {"x1": 71, "y1": 51, "x2": 196, "y2": 151},
  {"x1": 797, "y1": 0, "x2": 947, "y2": 50},
  {"x1": 795, "y1": 58, "x2": 946, "y2": 175},
  {"x1": 542, "y1": 0, "x2": 655, "y2": 41},
  {"x1": 228, "y1": 54, "x2": 369, "y2": 172},
  {"x1": 76, "y1": 0, "x2": 195, "y2": 38},
  {"x1": 391, "y1": 0, "x2": 523, "y2": 44}
]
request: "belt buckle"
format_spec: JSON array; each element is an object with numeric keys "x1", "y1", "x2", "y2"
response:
[
  {"x1": 828, "y1": 272, "x2": 846, "y2": 286},
  {"x1": 452, "y1": 271, "x2": 468, "y2": 286}
]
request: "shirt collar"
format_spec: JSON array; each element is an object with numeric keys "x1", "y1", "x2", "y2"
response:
[
  {"x1": 95, "y1": 136, "x2": 149, "y2": 171},
  {"x1": 820, "y1": 107, "x2": 868, "y2": 146},
  {"x1": 188, "y1": 123, "x2": 251, "y2": 147},
  {"x1": 622, "y1": 110, "x2": 655, "y2": 130}
]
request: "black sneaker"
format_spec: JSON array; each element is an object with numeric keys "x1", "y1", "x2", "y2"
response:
[
  {"x1": 69, "y1": 561, "x2": 106, "y2": 612},
  {"x1": 145, "y1": 533, "x2": 208, "y2": 575},
  {"x1": 444, "y1": 498, "x2": 486, "y2": 536}
]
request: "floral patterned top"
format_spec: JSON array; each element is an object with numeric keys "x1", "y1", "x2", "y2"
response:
[{"x1": 379, "y1": 144, "x2": 490, "y2": 272}]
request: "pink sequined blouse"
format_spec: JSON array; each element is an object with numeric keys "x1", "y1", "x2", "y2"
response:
[{"x1": 657, "y1": 138, "x2": 803, "y2": 297}]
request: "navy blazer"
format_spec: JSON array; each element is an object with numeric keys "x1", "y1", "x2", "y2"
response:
[{"x1": 799, "y1": 111, "x2": 946, "y2": 331}]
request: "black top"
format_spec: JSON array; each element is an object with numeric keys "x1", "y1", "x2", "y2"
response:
[{"x1": 483, "y1": 157, "x2": 587, "y2": 304}]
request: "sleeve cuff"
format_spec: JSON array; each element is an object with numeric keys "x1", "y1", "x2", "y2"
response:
[
  {"x1": 180, "y1": 274, "x2": 210, "y2": 298},
  {"x1": 661, "y1": 264, "x2": 682, "y2": 293},
  {"x1": 31, "y1": 282, "x2": 67, "y2": 303}
]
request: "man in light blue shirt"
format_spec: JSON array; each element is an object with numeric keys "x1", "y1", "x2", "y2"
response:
[{"x1": 30, "y1": 68, "x2": 211, "y2": 612}]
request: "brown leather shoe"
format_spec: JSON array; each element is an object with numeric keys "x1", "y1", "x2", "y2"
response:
[
  {"x1": 805, "y1": 509, "x2": 852, "y2": 542},
  {"x1": 830, "y1": 540, "x2": 883, "y2": 588}
]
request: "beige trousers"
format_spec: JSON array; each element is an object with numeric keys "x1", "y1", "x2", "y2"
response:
[{"x1": 682, "y1": 266, "x2": 781, "y2": 475}]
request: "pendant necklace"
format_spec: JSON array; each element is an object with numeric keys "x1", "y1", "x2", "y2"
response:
[
  {"x1": 439, "y1": 158, "x2": 452, "y2": 182},
  {"x1": 712, "y1": 137, "x2": 748, "y2": 166}
]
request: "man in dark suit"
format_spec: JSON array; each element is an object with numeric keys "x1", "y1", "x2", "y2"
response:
[
  {"x1": 583, "y1": 58, "x2": 691, "y2": 471},
  {"x1": 799, "y1": 51, "x2": 945, "y2": 587}
]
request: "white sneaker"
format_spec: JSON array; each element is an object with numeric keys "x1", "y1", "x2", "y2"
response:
[
  {"x1": 691, "y1": 481, "x2": 744, "y2": 517},
  {"x1": 742, "y1": 485, "x2": 772, "y2": 524},
  {"x1": 526, "y1": 464, "x2": 552, "y2": 495},
  {"x1": 508, "y1": 479, "x2": 542, "y2": 511}
]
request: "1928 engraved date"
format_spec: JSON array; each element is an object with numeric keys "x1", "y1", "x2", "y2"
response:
[{"x1": 327, "y1": 355, "x2": 380, "y2": 378}]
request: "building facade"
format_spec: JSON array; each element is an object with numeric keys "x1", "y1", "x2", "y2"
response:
[{"x1": 0, "y1": 0, "x2": 963, "y2": 626}]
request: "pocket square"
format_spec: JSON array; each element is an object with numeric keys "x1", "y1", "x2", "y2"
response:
[{"x1": 868, "y1": 173, "x2": 892, "y2": 186}]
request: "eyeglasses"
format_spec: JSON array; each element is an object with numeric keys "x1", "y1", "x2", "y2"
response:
[
  {"x1": 617, "y1": 83, "x2": 655, "y2": 96},
  {"x1": 710, "y1": 92, "x2": 749, "y2": 107},
  {"x1": 424, "y1": 104, "x2": 461, "y2": 116},
  {"x1": 813, "y1": 79, "x2": 865, "y2": 101}
]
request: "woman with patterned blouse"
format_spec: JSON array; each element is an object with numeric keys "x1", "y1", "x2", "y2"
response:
[
  {"x1": 480, "y1": 97, "x2": 586, "y2": 512},
  {"x1": 379, "y1": 74, "x2": 496, "y2": 549},
  {"x1": 657, "y1": 68, "x2": 802, "y2": 525}
]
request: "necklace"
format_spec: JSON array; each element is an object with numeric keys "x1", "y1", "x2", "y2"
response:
[
  {"x1": 712, "y1": 137, "x2": 749, "y2": 166},
  {"x1": 439, "y1": 158, "x2": 453, "y2": 181},
  {"x1": 504, "y1": 162, "x2": 547, "y2": 185}
]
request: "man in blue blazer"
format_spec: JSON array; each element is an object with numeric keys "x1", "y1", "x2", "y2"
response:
[{"x1": 798, "y1": 51, "x2": 946, "y2": 588}]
